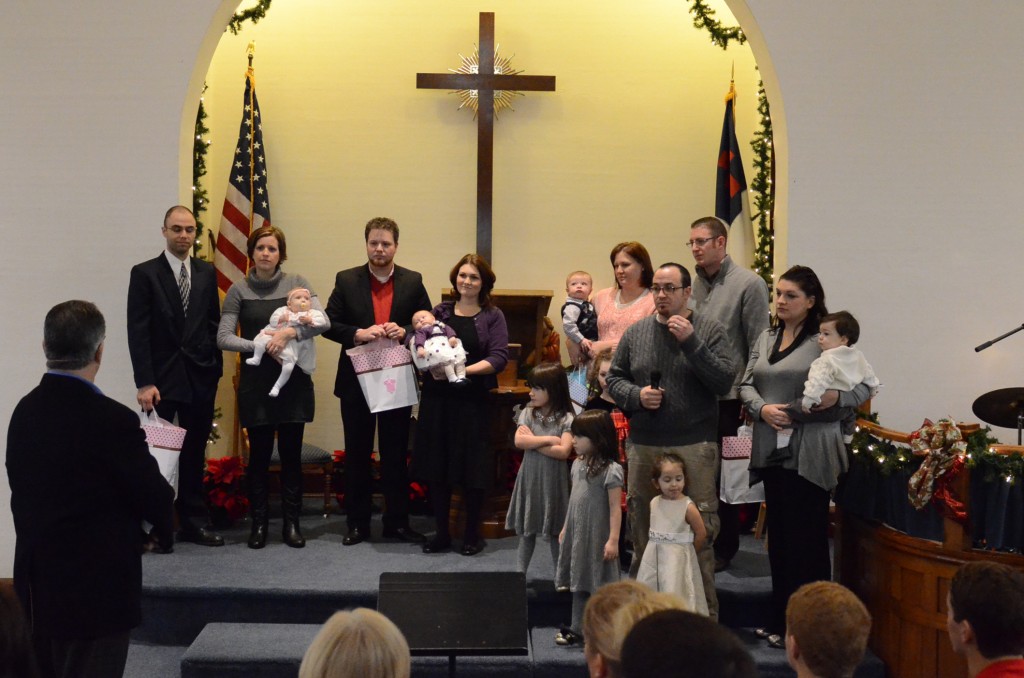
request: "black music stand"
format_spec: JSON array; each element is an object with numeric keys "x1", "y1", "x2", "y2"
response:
[{"x1": 378, "y1": 571, "x2": 528, "y2": 677}]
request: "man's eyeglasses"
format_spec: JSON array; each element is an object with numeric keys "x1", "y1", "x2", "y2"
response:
[
  {"x1": 686, "y1": 236, "x2": 717, "y2": 248},
  {"x1": 650, "y1": 284, "x2": 685, "y2": 295}
]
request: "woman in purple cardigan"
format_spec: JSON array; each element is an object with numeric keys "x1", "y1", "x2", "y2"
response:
[{"x1": 412, "y1": 254, "x2": 509, "y2": 556}]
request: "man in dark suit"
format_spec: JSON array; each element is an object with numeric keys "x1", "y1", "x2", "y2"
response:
[
  {"x1": 324, "y1": 217, "x2": 431, "y2": 545},
  {"x1": 7, "y1": 300, "x2": 175, "y2": 678},
  {"x1": 127, "y1": 205, "x2": 224, "y2": 546}
]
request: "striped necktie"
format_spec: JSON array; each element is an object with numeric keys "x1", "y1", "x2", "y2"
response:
[{"x1": 178, "y1": 262, "x2": 190, "y2": 315}]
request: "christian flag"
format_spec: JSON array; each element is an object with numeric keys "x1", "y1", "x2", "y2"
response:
[
  {"x1": 715, "y1": 85, "x2": 755, "y2": 269},
  {"x1": 214, "y1": 63, "x2": 272, "y2": 294}
]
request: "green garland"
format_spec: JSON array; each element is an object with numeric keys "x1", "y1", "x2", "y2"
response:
[
  {"x1": 688, "y1": 0, "x2": 746, "y2": 50},
  {"x1": 688, "y1": 1, "x2": 773, "y2": 289},
  {"x1": 227, "y1": 0, "x2": 273, "y2": 36},
  {"x1": 192, "y1": 1, "x2": 275, "y2": 256},
  {"x1": 750, "y1": 79, "x2": 774, "y2": 290},
  {"x1": 192, "y1": 83, "x2": 210, "y2": 257},
  {"x1": 849, "y1": 414, "x2": 1023, "y2": 485}
]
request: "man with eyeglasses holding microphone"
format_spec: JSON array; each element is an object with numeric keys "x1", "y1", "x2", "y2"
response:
[
  {"x1": 688, "y1": 216, "x2": 771, "y2": 573},
  {"x1": 607, "y1": 262, "x2": 734, "y2": 620}
]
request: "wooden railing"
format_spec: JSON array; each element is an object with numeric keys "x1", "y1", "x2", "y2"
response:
[{"x1": 837, "y1": 419, "x2": 1023, "y2": 678}]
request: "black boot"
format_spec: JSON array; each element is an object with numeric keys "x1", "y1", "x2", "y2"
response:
[
  {"x1": 247, "y1": 472, "x2": 269, "y2": 549},
  {"x1": 281, "y1": 479, "x2": 306, "y2": 549}
]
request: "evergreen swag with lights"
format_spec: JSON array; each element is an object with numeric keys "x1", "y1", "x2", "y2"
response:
[
  {"x1": 688, "y1": 0, "x2": 775, "y2": 289},
  {"x1": 850, "y1": 413, "x2": 1023, "y2": 486}
]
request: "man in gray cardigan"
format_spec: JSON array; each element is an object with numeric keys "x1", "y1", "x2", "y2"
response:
[
  {"x1": 689, "y1": 216, "x2": 770, "y2": 571},
  {"x1": 607, "y1": 262, "x2": 734, "y2": 620}
]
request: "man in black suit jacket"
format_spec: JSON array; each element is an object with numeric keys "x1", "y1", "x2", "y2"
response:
[
  {"x1": 324, "y1": 217, "x2": 431, "y2": 545},
  {"x1": 7, "y1": 300, "x2": 175, "y2": 678},
  {"x1": 127, "y1": 205, "x2": 224, "y2": 546}
]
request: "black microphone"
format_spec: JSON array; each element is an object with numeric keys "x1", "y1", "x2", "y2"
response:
[{"x1": 650, "y1": 370, "x2": 662, "y2": 390}]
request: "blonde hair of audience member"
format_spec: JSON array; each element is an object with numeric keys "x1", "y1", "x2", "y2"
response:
[
  {"x1": 299, "y1": 608, "x2": 411, "y2": 678},
  {"x1": 582, "y1": 580, "x2": 687, "y2": 678},
  {"x1": 785, "y1": 582, "x2": 871, "y2": 678}
]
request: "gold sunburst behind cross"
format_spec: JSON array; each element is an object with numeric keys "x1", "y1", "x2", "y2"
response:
[{"x1": 450, "y1": 45, "x2": 524, "y2": 119}]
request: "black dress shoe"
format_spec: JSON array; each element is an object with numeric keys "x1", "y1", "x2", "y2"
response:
[
  {"x1": 177, "y1": 526, "x2": 225, "y2": 547},
  {"x1": 460, "y1": 539, "x2": 485, "y2": 556},
  {"x1": 422, "y1": 537, "x2": 452, "y2": 553},
  {"x1": 382, "y1": 526, "x2": 427, "y2": 544},
  {"x1": 342, "y1": 527, "x2": 367, "y2": 546},
  {"x1": 766, "y1": 634, "x2": 785, "y2": 649}
]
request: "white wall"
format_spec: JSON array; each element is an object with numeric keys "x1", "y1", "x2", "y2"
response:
[
  {"x1": 742, "y1": 0, "x2": 1024, "y2": 441},
  {"x1": 2, "y1": 0, "x2": 1023, "y2": 575}
]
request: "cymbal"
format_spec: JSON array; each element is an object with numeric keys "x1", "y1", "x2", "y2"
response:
[{"x1": 972, "y1": 388, "x2": 1024, "y2": 429}]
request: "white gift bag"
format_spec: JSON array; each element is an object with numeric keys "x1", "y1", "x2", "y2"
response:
[
  {"x1": 138, "y1": 410, "x2": 182, "y2": 497},
  {"x1": 347, "y1": 339, "x2": 419, "y2": 413},
  {"x1": 719, "y1": 423, "x2": 765, "y2": 504}
]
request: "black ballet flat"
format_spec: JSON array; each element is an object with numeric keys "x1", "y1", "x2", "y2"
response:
[
  {"x1": 766, "y1": 634, "x2": 785, "y2": 649},
  {"x1": 555, "y1": 627, "x2": 582, "y2": 646},
  {"x1": 422, "y1": 537, "x2": 452, "y2": 554},
  {"x1": 460, "y1": 539, "x2": 485, "y2": 556},
  {"x1": 754, "y1": 628, "x2": 771, "y2": 639}
]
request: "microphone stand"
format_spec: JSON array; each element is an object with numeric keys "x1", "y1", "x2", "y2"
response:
[{"x1": 975, "y1": 323, "x2": 1024, "y2": 352}]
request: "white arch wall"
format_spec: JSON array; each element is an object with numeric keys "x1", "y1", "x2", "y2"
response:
[
  {"x1": 2, "y1": 1, "x2": 1024, "y2": 574},
  {"x1": 739, "y1": 0, "x2": 1024, "y2": 441}
]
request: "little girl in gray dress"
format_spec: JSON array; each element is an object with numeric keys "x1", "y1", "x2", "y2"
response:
[
  {"x1": 555, "y1": 409, "x2": 623, "y2": 646},
  {"x1": 506, "y1": 363, "x2": 575, "y2": 576}
]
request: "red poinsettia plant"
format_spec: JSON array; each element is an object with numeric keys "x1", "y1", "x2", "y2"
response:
[{"x1": 204, "y1": 455, "x2": 249, "y2": 522}]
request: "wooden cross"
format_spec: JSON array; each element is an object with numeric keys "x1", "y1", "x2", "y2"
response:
[{"x1": 417, "y1": 12, "x2": 556, "y2": 263}]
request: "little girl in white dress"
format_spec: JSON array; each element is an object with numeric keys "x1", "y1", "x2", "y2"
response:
[{"x1": 635, "y1": 452, "x2": 708, "y2": 616}]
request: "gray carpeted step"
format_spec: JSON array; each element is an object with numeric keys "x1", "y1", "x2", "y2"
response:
[
  {"x1": 125, "y1": 641, "x2": 187, "y2": 678},
  {"x1": 181, "y1": 622, "x2": 535, "y2": 678},
  {"x1": 181, "y1": 623, "x2": 318, "y2": 678},
  {"x1": 139, "y1": 513, "x2": 773, "y2": 645}
]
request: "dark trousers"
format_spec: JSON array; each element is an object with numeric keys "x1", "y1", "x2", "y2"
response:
[
  {"x1": 761, "y1": 465, "x2": 832, "y2": 633},
  {"x1": 714, "y1": 399, "x2": 749, "y2": 562},
  {"x1": 34, "y1": 630, "x2": 130, "y2": 678},
  {"x1": 156, "y1": 395, "x2": 215, "y2": 527},
  {"x1": 340, "y1": 399, "x2": 412, "y2": 531}
]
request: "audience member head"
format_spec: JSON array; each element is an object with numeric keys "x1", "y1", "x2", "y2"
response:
[
  {"x1": 43, "y1": 300, "x2": 105, "y2": 372},
  {"x1": 299, "y1": 608, "x2": 410, "y2": 678},
  {"x1": 449, "y1": 253, "x2": 497, "y2": 307},
  {"x1": 364, "y1": 217, "x2": 399, "y2": 244},
  {"x1": 947, "y1": 561, "x2": 1024, "y2": 671},
  {"x1": 608, "y1": 242, "x2": 654, "y2": 290},
  {"x1": 582, "y1": 581, "x2": 686, "y2": 678},
  {"x1": 785, "y1": 581, "x2": 871, "y2": 678},
  {"x1": 620, "y1": 609, "x2": 757, "y2": 678},
  {"x1": 0, "y1": 589, "x2": 39, "y2": 678}
]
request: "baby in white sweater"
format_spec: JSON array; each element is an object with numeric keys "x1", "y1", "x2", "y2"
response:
[{"x1": 802, "y1": 311, "x2": 880, "y2": 441}]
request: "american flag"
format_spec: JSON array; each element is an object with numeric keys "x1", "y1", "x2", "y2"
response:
[{"x1": 214, "y1": 65, "x2": 272, "y2": 294}]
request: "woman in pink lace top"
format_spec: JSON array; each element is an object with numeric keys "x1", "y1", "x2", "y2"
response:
[{"x1": 590, "y1": 242, "x2": 656, "y2": 355}]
